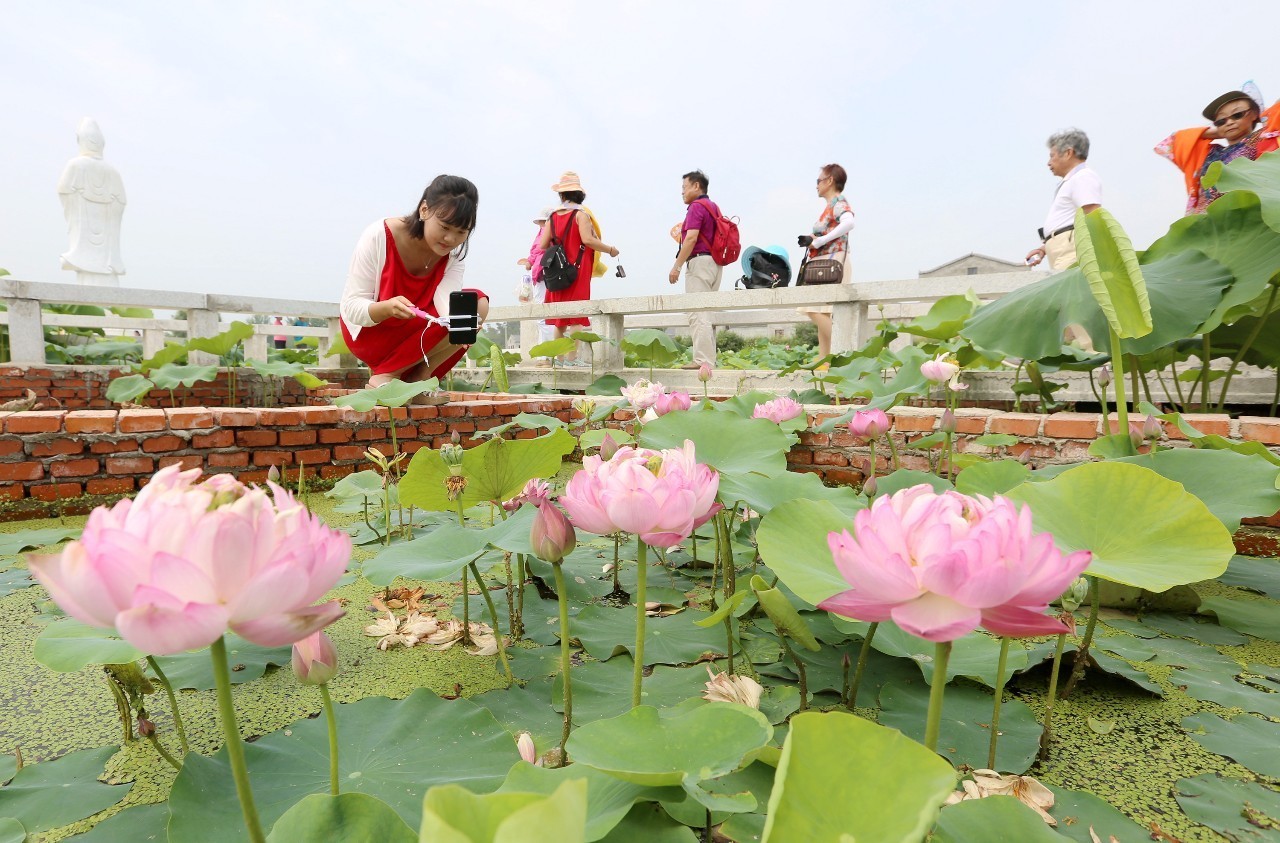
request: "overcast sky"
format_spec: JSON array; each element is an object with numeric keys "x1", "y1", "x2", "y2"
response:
[{"x1": 1, "y1": 1, "x2": 1273, "y2": 310}]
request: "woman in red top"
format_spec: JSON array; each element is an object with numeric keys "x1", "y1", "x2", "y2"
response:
[
  {"x1": 339, "y1": 175, "x2": 488, "y2": 387},
  {"x1": 536, "y1": 171, "x2": 619, "y2": 358}
]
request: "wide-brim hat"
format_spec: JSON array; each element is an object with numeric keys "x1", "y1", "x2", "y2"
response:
[
  {"x1": 740, "y1": 244, "x2": 791, "y2": 275},
  {"x1": 551, "y1": 171, "x2": 584, "y2": 193},
  {"x1": 1203, "y1": 90, "x2": 1257, "y2": 121},
  {"x1": 534, "y1": 206, "x2": 554, "y2": 224}
]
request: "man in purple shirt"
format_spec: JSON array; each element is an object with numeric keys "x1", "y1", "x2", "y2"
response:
[{"x1": 669, "y1": 170, "x2": 722, "y2": 369}]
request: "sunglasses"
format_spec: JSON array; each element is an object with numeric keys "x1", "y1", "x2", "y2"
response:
[
  {"x1": 815, "y1": 176, "x2": 830, "y2": 185},
  {"x1": 1214, "y1": 107, "x2": 1255, "y2": 127}
]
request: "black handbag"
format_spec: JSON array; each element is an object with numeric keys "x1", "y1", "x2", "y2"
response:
[
  {"x1": 540, "y1": 211, "x2": 585, "y2": 292},
  {"x1": 798, "y1": 257, "x2": 843, "y2": 285}
]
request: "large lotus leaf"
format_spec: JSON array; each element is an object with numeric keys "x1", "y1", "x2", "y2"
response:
[
  {"x1": 1211, "y1": 306, "x2": 1280, "y2": 369},
  {"x1": 954, "y1": 459, "x2": 1030, "y2": 496},
  {"x1": 639, "y1": 409, "x2": 791, "y2": 478},
  {"x1": 599, "y1": 804, "x2": 697, "y2": 842},
  {"x1": 499, "y1": 762, "x2": 680, "y2": 842},
  {"x1": 400, "y1": 429, "x2": 575, "y2": 511},
  {"x1": 873, "y1": 469, "x2": 953, "y2": 497},
  {"x1": 1220, "y1": 555, "x2": 1280, "y2": 599},
  {"x1": 831, "y1": 345, "x2": 933, "y2": 408},
  {"x1": 620, "y1": 329, "x2": 682, "y2": 367},
  {"x1": 1144, "y1": 189, "x2": 1280, "y2": 330},
  {"x1": 755, "y1": 499, "x2": 851, "y2": 606},
  {"x1": 185, "y1": 320, "x2": 254, "y2": 357},
  {"x1": 1046, "y1": 786, "x2": 1149, "y2": 842},
  {"x1": 361, "y1": 504, "x2": 537, "y2": 586},
  {"x1": 0, "y1": 567, "x2": 33, "y2": 598},
  {"x1": 529, "y1": 337, "x2": 578, "y2": 359},
  {"x1": 246, "y1": 359, "x2": 326, "y2": 389},
  {"x1": 1140, "y1": 613, "x2": 1247, "y2": 646},
  {"x1": 152, "y1": 634, "x2": 291, "y2": 689},
  {"x1": 1173, "y1": 667, "x2": 1280, "y2": 718},
  {"x1": 572, "y1": 604, "x2": 736, "y2": 665},
  {"x1": 1075, "y1": 207, "x2": 1151, "y2": 339},
  {"x1": 333, "y1": 378, "x2": 440, "y2": 411},
  {"x1": 551, "y1": 658, "x2": 718, "y2": 725},
  {"x1": 1174, "y1": 773, "x2": 1280, "y2": 843},
  {"x1": 1106, "y1": 448, "x2": 1280, "y2": 534},
  {"x1": 931, "y1": 796, "x2": 1061, "y2": 842},
  {"x1": 897, "y1": 294, "x2": 978, "y2": 340},
  {"x1": 1007, "y1": 461, "x2": 1234, "y2": 591},
  {"x1": 831, "y1": 619, "x2": 1029, "y2": 688},
  {"x1": 0, "y1": 527, "x2": 80, "y2": 556},
  {"x1": 0, "y1": 747, "x2": 131, "y2": 834},
  {"x1": 1206, "y1": 148, "x2": 1280, "y2": 231},
  {"x1": 62, "y1": 803, "x2": 168, "y2": 841},
  {"x1": 148, "y1": 363, "x2": 220, "y2": 390},
  {"x1": 0, "y1": 820, "x2": 23, "y2": 843},
  {"x1": 716, "y1": 467, "x2": 865, "y2": 518},
  {"x1": 418, "y1": 779, "x2": 587, "y2": 843},
  {"x1": 325, "y1": 469, "x2": 385, "y2": 501},
  {"x1": 761, "y1": 711, "x2": 956, "y2": 843},
  {"x1": 137, "y1": 341, "x2": 189, "y2": 373},
  {"x1": 566, "y1": 704, "x2": 771, "y2": 787},
  {"x1": 1182, "y1": 712, "x2": 1280, "y2": 777},
  {"x1": 961, "y1": 249, "x2": 1233, "y2": 359},
  {"x1": 266, "y1": 792, "x2": 415, "y2": 842},
  {"x1": 878, "y1": 680, "x2": 1041, "y2": 774},
  {"x1": 104, "y1": 373, "x2": 155, "y2": 403},
  {"x1": 1199, "y1": 596, "x2": 1280, "y2": 641},
  {"x1": 473, "y1": 678, "x2": 564, "y2": 749},
  {"x1": 33, "y1": 618, "x2": 145, "y2": 672},
  {"x1": 166, "y1": 690, "x2": 518, "y2": 841}
]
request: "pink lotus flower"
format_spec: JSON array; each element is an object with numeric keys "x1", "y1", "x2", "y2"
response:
[
  {"x1": 504, "y1": 478, "x2": 550, "y2": 511},
  {"x1": 752, "y1": 397, "x2": 804, "y2": 424},
  {"x1": 560, "y1": 440, "x2": 720, "y2": 547},
  {"x1": 920, "y1": 356, "x2": 959, "y2": 384},
  {"x1": 530, "y1": 500, "x2": 577, "y2": 563},
  {"x1": 29, "y1": 465, "x2": 350, "y2": 656},
  {"x1": 653, "y1": 390, "x2": 692, "y2": 416},
  {"x1": 621, "y1": 379, "x2": 665, "y2": 411},
  {"x1": 818, "y1": 485, "x2": 1091, "y2": 642},
  {"x1": 292, "y1": 630, "x2": 339, "y2": 685},
  {"x1": 847, "y1": 408, "x2": 890, "y2": 441}
]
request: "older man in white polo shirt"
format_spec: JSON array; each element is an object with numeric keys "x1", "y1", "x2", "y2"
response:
[{"x1": 1025, "y1": 128, "x2": 1102, "y2": 271}]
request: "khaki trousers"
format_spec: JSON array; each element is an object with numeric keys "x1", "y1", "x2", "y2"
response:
[
  {"x1": 1045, "y1": 229, "x2": 1076, "y2": 271},
  {"x1": 685, "y1": 255, "x2": 723, "y2": 366}
]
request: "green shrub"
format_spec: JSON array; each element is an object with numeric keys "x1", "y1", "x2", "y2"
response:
[
  {"x1": 716, "y1": 330, "x2": 746, "y2": 353},
  {"x1": 790, "y1": 322, "x2": 818, "y2": 347}
]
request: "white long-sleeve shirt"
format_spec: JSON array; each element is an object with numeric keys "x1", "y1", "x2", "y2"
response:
[{"x1": 339, "y1": 219, "x2": 466, "y2": 339}]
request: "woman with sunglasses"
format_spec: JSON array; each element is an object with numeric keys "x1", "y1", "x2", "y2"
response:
[
  {"x1": 1156, "y1": 82, "x2": 1279, "y2": 215},
  {"x1": 796, "y1": 164, "x2": 855, "y2": 365}
]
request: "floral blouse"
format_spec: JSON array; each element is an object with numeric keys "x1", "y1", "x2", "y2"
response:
[{"x1": 809, "y1": 194, "x2": 854, "y2": 261}]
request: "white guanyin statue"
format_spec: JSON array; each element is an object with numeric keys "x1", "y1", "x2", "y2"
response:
[{"x1": 57, "y1": 118, "x2": 127, "y2": 286}]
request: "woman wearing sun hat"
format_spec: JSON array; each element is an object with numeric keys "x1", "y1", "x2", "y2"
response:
[
  {"x1": 537, "y1": 171, "x2": 619, "y2": 359},
  {"x1": 1155, "y1": 81, "x2": 1280, "y2": 215}
]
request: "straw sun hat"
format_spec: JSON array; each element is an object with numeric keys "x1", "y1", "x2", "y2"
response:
[{"x1": 551, "y1": 171, "x2": 584, "y2": 192}]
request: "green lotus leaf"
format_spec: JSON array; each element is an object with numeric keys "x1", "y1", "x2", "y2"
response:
[
  {"x1": 954, "y1": 459, "x2": 1029, "y2": 496},
  {"x1": 571, "y1": 604, "x2": 737, "y2": 665},
  {"x1": 586, "y1": 374, "x2": 627, "y2": 395},
  {"x1": 166, "y1": 690, "x2": 518, "y2": 840},
  {"x1": 0, "y1": 747, "x2": 131, "y2": 834},
  {"x1": 1075, "y1": 207, "x2": 1151, "y2": 338},
  {"x1": 1046, "y1": 786, "x2": 1149, "y2": 842},
  {"x1": 832, "y1": 619, "x2": 1029, "y2": 688},
  {"x1": 897, "y1": 294, "x2": 979, "y2": 340},
  {"x1": 932, "y1": 796, "x2": 1061, "y2": 842},
  {"x1": 578, "y1": 428, "x2": 633, "y2": 452},
  {"x1": 1199, "y1": 596, "x2": 1280, "y2": 642},
  {"x1": 400, "y1": 428, "x2": 575, "y2": 511},
  {"x1": 750, "y1": 575, "x2": 820, "y2": 651},
  {"x1": 185, "y1": 320, "x2": 254, "y2": 357},
  {"x1": 639, "y1": 409, "x2": 791, "y2": 477},
  {"x1": 33, "y1": 617, "x2": 145, "y2": 673},
  {"x1": 1205, "y1": 147, "x2": 1280, "y2": 228},
  {"x1": 246, "y1": 359, "x2": 326, "y2": 389},
  {"x1": 62, "y1": 803, "x2": 168, "y2": 842},
  {"x1": 1173, "y1": 667, "x2": 1280, "y2": 718},
  {"x1": 1139, "y1": 613, "x2": 1247, "y2": 646},
  {"x1": 1106, "y1": 448, "x2": 1280, "y2": 534},
  {"x1": 324, "y1": 470, "x2": 384, "y2": 501},
  {"x1": 756, "y1": 499, "x2": 851, "y2": 607},
  {"x1": 149, "y1": 363, "x2": 220, "y2": 390},
  {"x1": 716, "y1": 469, "x2": 864, "y2": 518},
  {"x1": 1007, "y1": 461, "x2": 1234, "y2": 591},
  {"x1": 1174, "y1": 773, "x2": 1280, "y2": 843},
  {"x1": 104, "y1": 373, "x2": 155, "y2": 404},
  {"x1": 418, "y1": 779, "x2": 587, "y2": 843},
  {"x1": 620, "y1": 329, "x2": 682, "y2": 368},
  {"x1": 529, "y1": 337, "x2": 577, "y2": 359},
  {"x1": 152, "y1": 634, "x2": 291, "y2": 689},
  {"x1": 551, "y1": 657, "x2": 711, "y2": 725},
  {"x1": 0, "y1": 819, "x2": 24, "y2": 843},
  {"x1": 566, "y1": 704, "x2": 771, "y2": 787},
  {"x1": 761, "y1": 711, "x2": 956, "y2": 843},
  {"x1": 1182, "y1": 712, "x2": 1280, "y2": 777},
  {"x1": 333, "y1": 378, "x2": 440, "y2": 411},
  {"x1": 874, "y1": 469, "x2": 952, "y2": 497},
  {"x1": 499, "y1": 762, "x2": 681, "y2": 843},
  {"x1": 265, "y1": 793, "x2": 415, "y2": 842},
  {"x1": 1220, "y1": 555, "x2": 1280, "y2": 599},
  {"x1": 598, "y1": 804, "x2": 697, "y2": 841},
  {"x1": 361, "y1": 504, "x2": 537, "y2": 586}
]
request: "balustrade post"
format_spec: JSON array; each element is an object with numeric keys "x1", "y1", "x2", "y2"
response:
[
  {"x1": 185, "y1": 308, "x2": 221, "y2": 366},
  {"x1": 320, "y1": 320, "x2": 356, "y2": 368},
  {"x1": 598, "y1": 312, "x2": 625, "y2": 372},
  {"x1": 142, "y1": 328, "x2": 166, "y2": 358},
  {"x1": 830, "y1": 300, "x2": 869, "y2": 355},
  {"x1": 245, "y1": 331, "x2": 269, "y2": 363},
  {"x1": 6, "y1": 298, "x2": 47, "y2": 364}
]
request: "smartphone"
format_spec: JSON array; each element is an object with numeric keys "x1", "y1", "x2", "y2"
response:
[{"x1": 448, "y1": 290, "x2": 480, "y2": 345}]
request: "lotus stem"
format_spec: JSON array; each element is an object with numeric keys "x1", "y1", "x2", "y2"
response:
[
  {"x1": 456, "y1": 501, "x2": 472, "y2": 645},
  {"x1": 923, "y1": 641, "x2": 952, "y2": 753},
  {"x1": 106, "y1": 677, "x2": 133, "y2": 744},
  {"x1": 886, "y1": 430, "x2": 901, "y2": 471},
  {"x1": 319, "y1": 684, "x2": 339, "y2": 795},
  {"x1": 1130, "y1": 358, "x2": 1140, "y2": 418},
  {"x1": 469, "y1": 561, "x2": 513, "y2": 686},
  {"x1": 211, "y1": 636, "x2": 267, "y2": 843},
  {"x1": 867, "y1": 441, "x2": 877, "y2": 483},
  {"x1": 1200, "y1": 334, "x2": 1213, "y2": 409},
  {"x1": 1062, "y1": 576, "x2": 1100, "y2": 698},
  {"x1": 847, "y1": 622, "x2": 878, "y2": 710},
  {"x1": 1039, "y1": 633, "x2": 1068, "y2": 762},
  {"x1": 386, "y1": 404, "x2": 399, "y2": 460},
  {"x1": 502, "y1": 552, "x2": 517, "y2": 639},
  {"x1": 146, "y1": 656, "x2": 189, "y2": 753},
  {"x1": 552, "y1": 562, "x2": 573, "y2": 765},
  {"x1": 144, "y1": 729, "x2": 182, "y2": 771},
  {"x1": 1109, "y1": 327, "x2": 1130, "y2": 434},
  {"x1": 515, "y1": 553, "x2": 527, "y2": 637},
  {"x1": 987, "y1": 637, "x2": 1011, "y2": 770},
  {"x1": 778, "y1": 634, "x2": 809, "y2": 712},
  {"x1": 632, "y1": 538, "x2": 649, "y2": 708},
  {"x1": 1218, "y1": 281, "x2": 1278, "y2": 412}
]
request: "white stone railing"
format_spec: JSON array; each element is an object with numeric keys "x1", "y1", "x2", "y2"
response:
[{"x1": 1, "y1": 273, "x2": 1038, "y2": 370}]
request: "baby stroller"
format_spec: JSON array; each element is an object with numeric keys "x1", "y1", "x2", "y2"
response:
[{"x1": 735, "y1": 245, "x2": 792, "y2": 289}]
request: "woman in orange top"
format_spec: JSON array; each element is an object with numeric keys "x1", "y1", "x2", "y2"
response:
[{"x1": 1156, "y1": 83, "x2": 1279, "y2": 215}]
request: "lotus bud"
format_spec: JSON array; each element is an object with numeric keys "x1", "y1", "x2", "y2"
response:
[
  {"x1": 842, "y1": 653, "x2": 851, "y2": 669},
  {"x1": 1128, "y1": 423, "x2": 1145, "y2": 450},
  {"x1": 516, "y1": 732, "x2": 539, "y2": 766},
  {"x1": 451, "y1": 431, "x2": 461, "y2": 445},
  {"x1": 530, "y1": 501, "x2": 576, "y2": 564},
  {"x1": 1097, "y1": 364, "x2": 1113, "y2": 388},
  {"x1": 1060, "y1": 577, "x2": 1091, "y2": 613},
  {"x1": 598, "y1": 432, "x2": 620, "y2": 461},
  {"x1": 653, "y1": 390, "x2": 692, "y2": 417},
  {"x1": 862, "y1": 475, "x2": 878, "y2": 497},
  {"x1": 267, "y1": 464, "x2": 281, "y2": 485},
  {"x1": 939, "y1": 409, "x2": 957, "y2": 435},
  {"x1": 137, "y1": 714, "x2": 156, "y2": 738},
  {"x1": 291, "y1": 630, "x2": 339, "y2": 686},
  {"x1": 847, "y1": 408, "x2": 889, "y2": 442},
  {"x1": 1141, "y1": 416, "x2": 1162, "y2": 442},
  {"x1": 698, "y1": 363, "x2": 713, "y2": 382}
]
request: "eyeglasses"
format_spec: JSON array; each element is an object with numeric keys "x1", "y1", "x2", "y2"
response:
[
  {"x1": 815, "y1": 176, "x2": 830, "y2": 185},
  {"x1": 1214, "y1": 108, "x2": 1255, "y2": 127}
]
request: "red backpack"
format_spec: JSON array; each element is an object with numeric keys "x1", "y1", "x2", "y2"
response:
[{"x1": 696, "y1": 198, "x2": 741, "y2": 266}]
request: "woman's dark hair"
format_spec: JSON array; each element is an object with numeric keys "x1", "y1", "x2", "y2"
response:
[
  {"x1": 821, "y1": 163, "x2": 848, "y2": 192},
  {"x1": 403, "y1": 175, "x2": 478, "y2": 258},
  {"x1": 558, "y1": 190, "x2": 586, "y2": 204}
]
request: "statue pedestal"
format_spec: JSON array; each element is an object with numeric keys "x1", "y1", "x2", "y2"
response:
[{"x1": 75, "y1": 271, "x2": 121, "y2": 288}]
